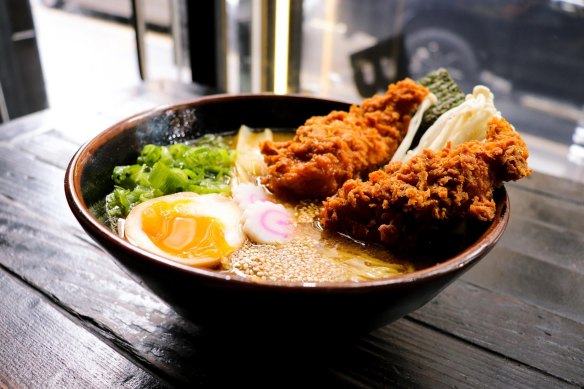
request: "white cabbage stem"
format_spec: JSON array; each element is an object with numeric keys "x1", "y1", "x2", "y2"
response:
[
  {"x1": 234, "y1": 125, "x2": 273, "y2": 184},
  {"x1": 391, "y1": 93, "x2": 437, "y2": 162},
  {"x1": 400, "y1": 85, "x2": 500, "y2": 162}
]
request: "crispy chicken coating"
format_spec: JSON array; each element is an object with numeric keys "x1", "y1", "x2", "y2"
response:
[
  {"x1": 260, "y1": 79, "x2": 429, "y2": 198},
  {"x1": 321, "y1": 117, "x2": 532, "y2": 246}
]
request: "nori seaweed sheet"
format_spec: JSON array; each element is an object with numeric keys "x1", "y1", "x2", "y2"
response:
[{"x1": 417, "y1": 68, "x2": 466, "y2": 133}]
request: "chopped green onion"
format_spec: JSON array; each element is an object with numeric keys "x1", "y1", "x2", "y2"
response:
[{"x1": 105, "y1": 136, "x2": 236, "y2": 220}]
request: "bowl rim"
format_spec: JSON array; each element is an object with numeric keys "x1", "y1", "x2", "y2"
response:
[{"x1": 65, "y1": 93, "x2": 509, "y2": 292}]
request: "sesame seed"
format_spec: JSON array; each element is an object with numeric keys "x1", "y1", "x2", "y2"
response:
[
  {"x1": 228, "y1": 238, "x2": 353, "y2": 282},
  {"x1": 226, "y1": 199, "x2": 414, "y2": 282}
]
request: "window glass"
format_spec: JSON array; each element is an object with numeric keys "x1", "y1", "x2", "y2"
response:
[{"x1": 300, "y1": 0, "x2": 584, "y2": 154}]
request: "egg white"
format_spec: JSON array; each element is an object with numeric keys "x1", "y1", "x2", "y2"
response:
[{"x1": 124, "y1": 192, "x2": 244, "y2": 267}]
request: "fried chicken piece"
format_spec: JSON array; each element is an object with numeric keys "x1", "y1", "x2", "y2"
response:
[
  {"x1": 321, "y1": 117, "x2": 532, "y2": 247},
  {"x1": 260, "y1": 79, "x2": 429, "y2": 198}
]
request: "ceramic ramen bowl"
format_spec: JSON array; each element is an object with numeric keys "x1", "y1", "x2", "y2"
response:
[{"x1": 65, "y1": 94, "x2": 509, "y2": 340}]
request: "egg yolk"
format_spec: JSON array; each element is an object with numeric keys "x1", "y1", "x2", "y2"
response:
[{"x1": 140, "y1": 200, "x2": 233, "y2": 259}]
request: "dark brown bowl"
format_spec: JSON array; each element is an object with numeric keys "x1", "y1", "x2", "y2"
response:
[{"x1": 65, "y1": 93, "x2": 509, "y2": 341}]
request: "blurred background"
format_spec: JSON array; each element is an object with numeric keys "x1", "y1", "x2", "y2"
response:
[{"x1": 1, "y1": 0, "x2": 583, "y2": 180}]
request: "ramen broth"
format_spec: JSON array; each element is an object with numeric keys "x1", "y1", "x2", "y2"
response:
[
  {"x1": 222, "y1": 128, "x2": 419, "y2": 282},
  {"x1": 100, "y1": 128, "x2": 483, "y2": 283},
  {"x1": 223, "y1": 195, "x2": 417, "y2": 282}
]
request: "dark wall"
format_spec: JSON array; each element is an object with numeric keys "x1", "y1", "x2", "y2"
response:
[{"x1": 0, "y1": 0, "x2": 48, "y2": 123}]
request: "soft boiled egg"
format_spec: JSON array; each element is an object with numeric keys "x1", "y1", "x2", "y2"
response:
[{"x1": 124, "y1": 192, "x2": 244, "y2": 267}]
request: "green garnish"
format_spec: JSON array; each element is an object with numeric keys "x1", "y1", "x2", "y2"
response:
[{"x1": 105, "y1": 135, "x2": 236, "y2": 220}]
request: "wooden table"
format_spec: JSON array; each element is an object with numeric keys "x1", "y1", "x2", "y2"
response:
[{"x1": 1, "y1": 82, "x2": 583, "y2": 388}]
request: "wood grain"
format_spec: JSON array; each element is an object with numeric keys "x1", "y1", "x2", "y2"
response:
[
  {"x1": 499, "y1": 214, "x2": 584, "y2": 274},
  {"x1": 0, "y1": 110, "x2": 54, "y2": 142},
  {"x1": 14, "y1": 127, "x2": 83, "y2": 170},
  {"x1": 512, "y1": 172, "x2": 584, "y2": 206},
  {"x1": 1, "y1": 93, "x2": 583, "y2": 386},
  {"x1": 506, "y1": 183, "x2": 584, "y2": 233},
  {"x1": 0, "y1": 143, "x2": 74, "y2": 225},
  {"x1": 335, "y1": 319, "x2": 576, "y2": 388},
  {"x1": 0, "y1": 192, "x2": 204, "y2": 384},
  {"x1": 0, "y1": 156, "x2": 580, "y2": 386},
  {"x1": 0, "y1": 269, "x2": 165, "y2": 389},
  {"x1": 463, "y1": 245, "x2": 584, "y2": 324},
  {"x1": 2, "y1": 186, "x2": 568, "y2": 386},
  {"x1": 410, "y1": 282, "x2": 584, "y2": 386}
]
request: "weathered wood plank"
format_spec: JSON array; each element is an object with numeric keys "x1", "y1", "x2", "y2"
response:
[
  {"x1": 46, "y1": 106, "x2": 138, "y2": 146},
  {"x1": 331, "y1": 319, "x2": 576, "y2": 389},
  {"x1": 188, "y1": 316, "x2": 577, "y2": 388},
  {"x1": 506, "y1": 182, "x2": 584, "y2": 233},
  {"x1": 509, "y1": 173, "x2": 584, "y2": 206},
  {"x1": 13, "y1": 128, "x2": 80, "y2": 170},
  {"x1": 0, "y1": 269, "x2": 165, "y2": 389},
  {"x1": 0, "y1": 143, "x2": 83, "y2": 228},
  {"x1": 2, "y1": 94, "x2": 582, "y2": 386},
  {"x1": 462, "y1": 245, "x2": 584, "y2": 324},
  {"x1": 0, "y1": 167, "x2": 579, "y2": 386},
  {"x1": 0, "y1": 193, "x2": 205, "y2": 385},
  {"x1": 0, "y1": 109, "x2": 54, "y2": 142},
  {"x1": 500, "y1": 212, "x2": 584, "y2": 274},
  {"x1": 410, "y1": 281, "x2": 584, "y2": 386}
]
